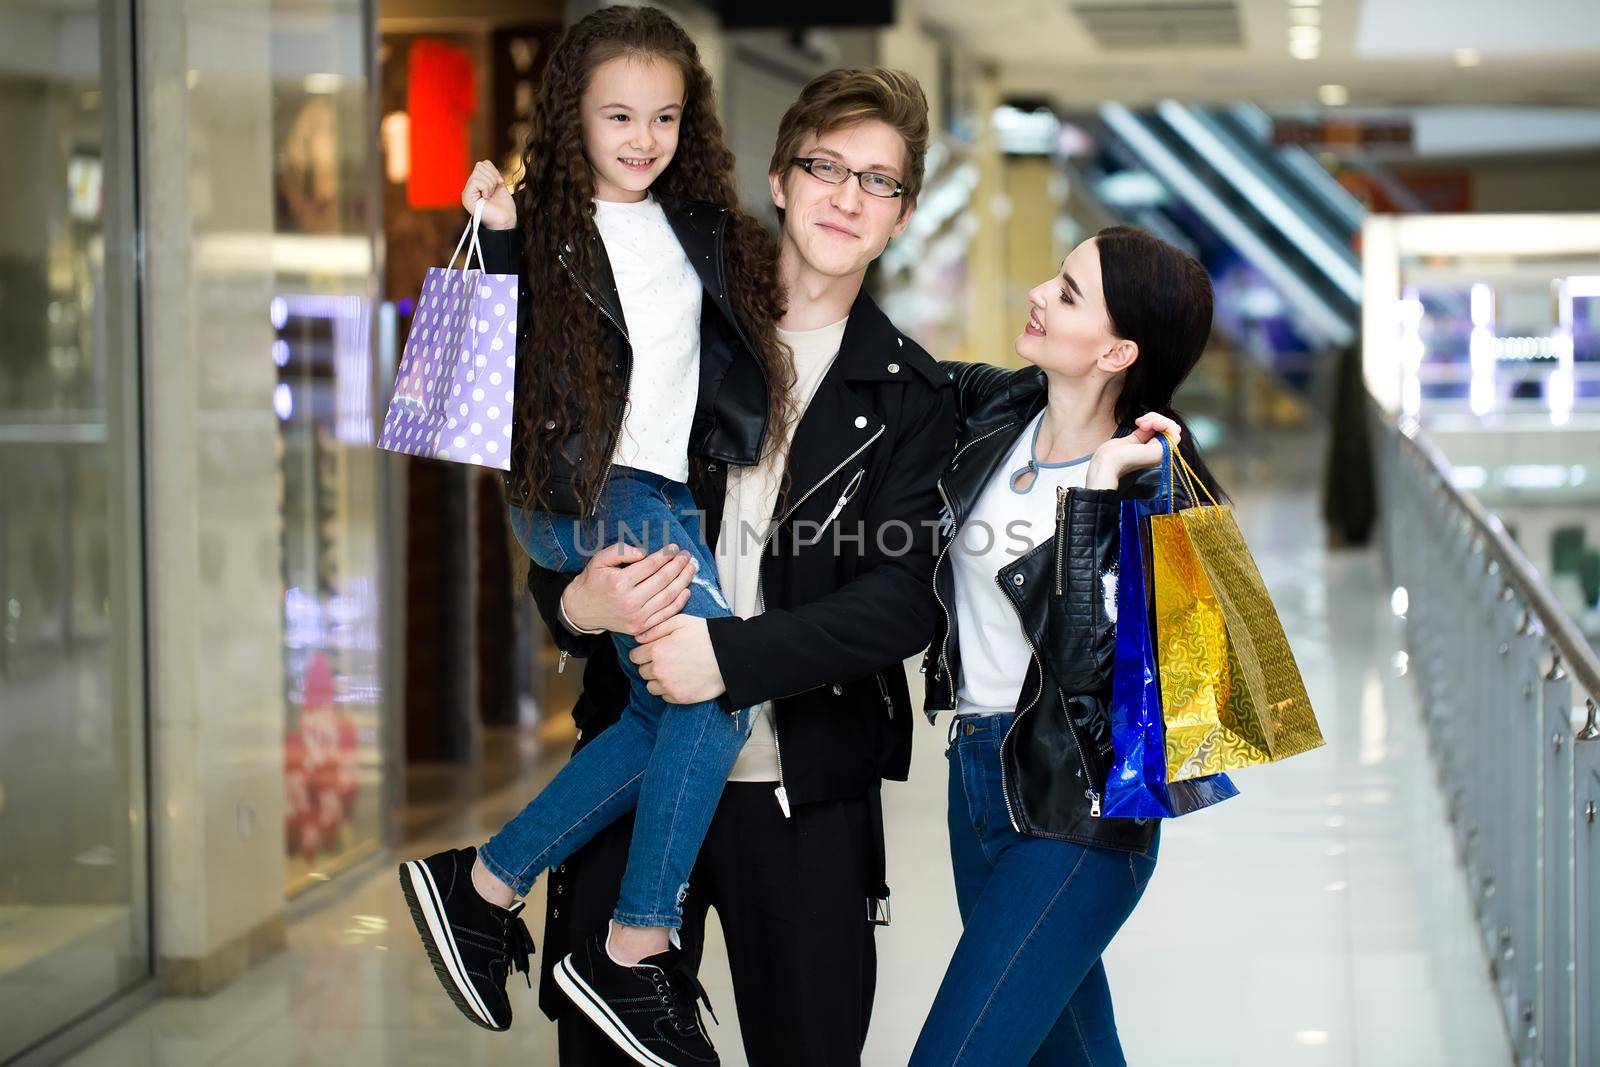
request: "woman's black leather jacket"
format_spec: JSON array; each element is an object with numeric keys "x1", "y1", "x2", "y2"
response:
[{"x1": 922, "y1": 362, "x2": 1190, "y2": 853}]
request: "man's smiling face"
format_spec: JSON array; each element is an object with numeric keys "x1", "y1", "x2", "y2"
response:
[{"x1": 769, "y1": 119, "x2": 914, "y2": 280}]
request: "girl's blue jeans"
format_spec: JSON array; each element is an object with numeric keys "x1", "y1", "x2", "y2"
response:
[
  {"x1": 910, "y1": 713, "x2": 1160, "y2": 1066},
  {"x1": 480, "y1": 467, "x2": 753, "y2": 930}
]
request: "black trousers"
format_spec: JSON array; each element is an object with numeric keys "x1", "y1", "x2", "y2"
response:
[{"x1": 537, "y1": 782, "x2": 882, "y2": 1066}]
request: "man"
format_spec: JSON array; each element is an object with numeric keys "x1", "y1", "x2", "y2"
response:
[{"x1": 532, "y1": 68, "x2": 952, "y2": 1066}]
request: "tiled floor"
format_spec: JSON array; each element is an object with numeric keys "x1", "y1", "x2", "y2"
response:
[{"x1": 63, "y1": 435, "x2": 1513, "y2": 1066}]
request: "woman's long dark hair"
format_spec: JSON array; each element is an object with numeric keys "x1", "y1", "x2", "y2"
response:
[
  {"x1": 1096, "y1": 224, "x2": 1227, "y2": 501},
  {"x1": 507, "y1": 6, "x2": 792, "y2": 513}
]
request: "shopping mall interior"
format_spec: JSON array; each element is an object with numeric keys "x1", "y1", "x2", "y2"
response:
[{"x1": 3, "y1": 0, "x2": 1599, "y2": 1063}]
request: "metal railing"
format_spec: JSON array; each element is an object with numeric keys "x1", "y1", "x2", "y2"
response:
[{"x1": 1377, "y1": 412, "x2": 1600, "y2": 1066}]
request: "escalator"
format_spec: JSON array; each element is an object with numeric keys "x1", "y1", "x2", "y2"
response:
[
  {"x1": 1084, "y1": 101, "x2": 1370, "y2": 394},
  {"x1": 1210, "y1": 104, "x2": 1365, "y2": 277}
]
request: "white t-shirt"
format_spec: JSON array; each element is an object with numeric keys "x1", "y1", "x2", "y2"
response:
[
  {"x1": 592, "y1": 195, "x2": 702, "y2": 483},
  {"x1": 951, "y1": 411, "x2": 1092, "y2": 714},
  {"x1": 723, "y1": 316, "x2": 850, "y2": 782}
]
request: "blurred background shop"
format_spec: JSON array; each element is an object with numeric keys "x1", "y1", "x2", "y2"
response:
[{"x1": 2, "y1": 0, "x2": 1599, "y2": 1063}]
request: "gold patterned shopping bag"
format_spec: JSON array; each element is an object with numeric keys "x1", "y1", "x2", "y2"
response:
[{"x1": 1149, "y1": 439, "x2": 1324, "y2": 781}]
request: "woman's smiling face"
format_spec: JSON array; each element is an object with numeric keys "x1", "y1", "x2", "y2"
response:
[{"x1": 1014, "y1": 237, "x2": 1132, "y2": 378}]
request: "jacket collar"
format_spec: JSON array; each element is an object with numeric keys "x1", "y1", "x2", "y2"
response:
[
  {"x1": 761, "y1": 288, "x2": 940, "y2": 527},
  {"x1": 659, "y1": 198, "x2": 737, "y2": 327},
  {"x1": 938, "y1": 413, "x2": 1032, "y2": 526},
  {"x1": 662, "y1": 198, "x2": 770, "y2": 355},
  {"x1": 767, "y1": 289, "x2": 891, "y2": 525},
  {"x1": 939, "y1": 367, "x2": 1141, "y2": 522},
  {"x1": 558, "y1": 231, "x2": 627, "y2": 336},
  {"x1": 828, "y1": 288, "x2": 947, "y2": 387},
  {"x1": 990, "y1": 365, "x2": 1140, "y2": 445},
  {"x1": 945, "y1": 368, "x2": 1048, "y2": 515},
  {"x1": 558, "y1": 197, "x2": 735, "y2": 341},
  {"x1": 1007, "y1": 365, "x2": 1048, "y2": 407}
]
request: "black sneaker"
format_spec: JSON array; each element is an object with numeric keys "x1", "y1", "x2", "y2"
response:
[
  {"x1": 555, "y1": 932, "x2": 720, "y2": 1066},
  {"x1": 398, "y1": 846, "x2": 535, "y2": 1031}
]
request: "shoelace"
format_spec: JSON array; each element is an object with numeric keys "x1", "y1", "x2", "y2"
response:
[
  {"x1": 501, "y1": 912, "x2": 536, "y2": 989},
  {"x1": 651, "y1": 963, "x2": 719, "y2": 1035}
]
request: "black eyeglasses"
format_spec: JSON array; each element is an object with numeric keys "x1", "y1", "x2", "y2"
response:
[{"x1": 790, "y1": 157, "x2": 905, "y2": 199}]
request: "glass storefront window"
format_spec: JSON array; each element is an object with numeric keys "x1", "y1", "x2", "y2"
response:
[
  {"x1": 269, "y1": 22, "x2": 387, "y2": 895},
  {"x1": 275, "y1": 294, "x2": 386, "y2": 891},
  {"x1": 0, "y1": 0, "x2": 149, "y2": 1058}
]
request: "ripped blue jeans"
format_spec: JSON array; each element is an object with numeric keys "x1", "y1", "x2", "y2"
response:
[{"x1": 480, "y1": 467, "x2": 754, "y2": 929}]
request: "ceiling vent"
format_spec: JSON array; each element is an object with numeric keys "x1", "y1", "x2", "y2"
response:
[{"x1": 1071, "y1": 2, "x2": 1244, "y2": 50}]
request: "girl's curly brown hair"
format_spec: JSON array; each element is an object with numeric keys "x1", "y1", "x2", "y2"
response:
[{"x1": 507, "y1": 6, "x2": 792, "y2": 515}]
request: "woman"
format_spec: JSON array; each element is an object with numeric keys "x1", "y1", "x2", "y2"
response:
[{"x1": 912, "y1": 225, "x2": 1224, "y2": 1065}]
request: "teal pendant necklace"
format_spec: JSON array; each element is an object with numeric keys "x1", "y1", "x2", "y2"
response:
[{"x1": 1009, "y1": 415, "x2": 1094, "y2": 494}]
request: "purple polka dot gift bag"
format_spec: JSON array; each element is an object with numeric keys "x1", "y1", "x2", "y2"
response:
[{"x1": 378, "y1": 201, "x2": 518, "y2": 471}]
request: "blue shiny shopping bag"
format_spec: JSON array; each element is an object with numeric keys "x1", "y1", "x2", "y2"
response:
[{"x1": 1104, "y1": 438, "x2": 1239, "y2": 819}]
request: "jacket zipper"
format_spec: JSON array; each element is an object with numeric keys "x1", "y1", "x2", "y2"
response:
[
  {"x1": 989, "y1": 573, "x2": 1045, "y2": 834},
  {"x1": 558, "y1": 250, "x2": 630, "y2": 518},
  {"x1": 996, "y1": 572, "x2": 1101, "y2": 823},
  {"x1": 818, "y1": 468, "x2": 864, "y2": 530},
  {"x1": 1054, "y1": 484, "x2": 1068, "y2": 596},
  {"x1": 927, "y1": 423, "x2": 1017, "y2": 703},
  {"x1": 756, "y1": 424, "x2": 887, "y2": 818},
  {"x1": 768, "y1": 716, "x2": 791, "y2": 817},
  {"x1": 874, "y1": 671, "x2": 895, "y2": 718}
]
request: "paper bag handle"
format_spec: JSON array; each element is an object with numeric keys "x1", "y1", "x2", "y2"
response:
[
  {"x1": 1162, "y1": 429, "x2": 1217, "y2": 511},
  {"x1": 446, "y1": 199, "x2": 489, "y2": 274},
  {"x1": 1156, "y1": 432, "x2": 1173, "y2": 510}
]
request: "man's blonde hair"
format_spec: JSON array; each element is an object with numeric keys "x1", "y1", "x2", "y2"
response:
[{"x1": 769, "y1": 67, "x2": 930, "y2": 219}]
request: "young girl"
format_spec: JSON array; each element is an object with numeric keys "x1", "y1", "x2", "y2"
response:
[{"x1": 397, "y1": 10, "x2": 790, "y2": 1065}]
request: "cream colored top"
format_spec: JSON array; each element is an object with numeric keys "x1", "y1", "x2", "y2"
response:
[{"x1": 723, "y1": 316, "x2": 850, "y2": 782}]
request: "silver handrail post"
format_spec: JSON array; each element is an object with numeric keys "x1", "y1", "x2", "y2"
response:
[
  {"x1": 1542, "y1": 656, "x2": 1576, "y2": 1066},
  {"x1": 1575, "y1": 698, "x2": 1598, "y2": 1065}
]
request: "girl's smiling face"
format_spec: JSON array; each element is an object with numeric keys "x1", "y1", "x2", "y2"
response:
[{"x1": 580, "y1": 54, "x2": 685, "y2": 202}]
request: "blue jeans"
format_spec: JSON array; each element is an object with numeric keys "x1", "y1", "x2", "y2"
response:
[
  {"x1": 910, "y1": 714, "x2": 1159, "y2": 1066},
  {"x1": 479, "y1": 467, "x2": 753, "y2": 929}
]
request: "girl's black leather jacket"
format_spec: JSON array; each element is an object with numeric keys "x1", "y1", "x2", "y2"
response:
[
  {"x1": 922, "y1": 362, "x2": 1189, "y2": 854},
  {"x1": 479, "y1": 199, "x2": 770, "y2": 515}
]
